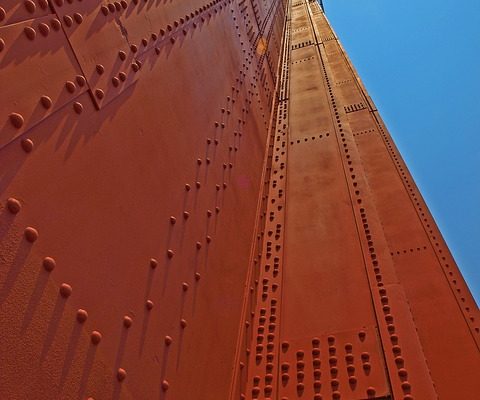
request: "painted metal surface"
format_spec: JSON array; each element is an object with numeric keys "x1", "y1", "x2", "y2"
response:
[{"x1": 0, "y1": 0, "x2": 478, "y2": 399}]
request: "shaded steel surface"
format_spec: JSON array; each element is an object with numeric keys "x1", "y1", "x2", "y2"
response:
[{"x1": 0, "y1": 0, "x2": 478, "y2": 399}]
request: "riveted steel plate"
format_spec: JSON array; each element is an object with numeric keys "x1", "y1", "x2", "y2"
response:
[
  {"x1": 49, "y1": 0, "x2": 142, "y2": 109},
  {"x1": 0, "y1": 15, "x2": 87, "y2": 149},
  {"x1": 0, "y1": 0, "x2": 51, "y2": 27}
]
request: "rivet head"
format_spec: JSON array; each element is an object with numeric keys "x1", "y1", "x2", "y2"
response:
[
  {"x1": 123, "y1": 316, "x2": 133, "y2": 328},
  {"x1": 58, "y1": 284, "x2": 72, "y2": 298},
  {"x1": 185, "y1": 183, "x2": 191, "y2": 191},
  {"x1": 96, "y1": 64, "x2": 105, "y2": 74},
  {"x1": 91, "y1": 331, "x2": 102, "y2": 345},
  {"x1": 117, "y1": 368, "x2": 127, "y2": 382},
  {"x1": 367, "y1": 387, "x2": 376, "y2": 395},
  {"x1": 76, "y1": 309, "x2": 88, "y2": 323},
  {"x1": 24, "y1": 227, "x2": 39, "y2": 242},
  {"x1": 25, "y1": 0, "x2": 37, "y2": 13},
  {"x1": 40, "y1": 95, "x2": 52, "y2": 109},
  {"x1": 73, "y1": 12, "x2": 83, "y2": 24},
  {"x1": 51, "y1": 18, "x2": 61, "y2": 31},
  {"x1": 169, "y1": 216, "x2": 177, "y2": 225},
  {"x1": 161, "y1": 380, "x2": 169, "y2": 391},
  {"x1": 63, "y1": 15, "x2": 73, "y2": 27},
  {"x1": 24, "y1": 26, "x2": 36, "y2": 40},
  {"x1": 6, "y1": 197, "x2": 21, "y2": 214},
  {"x1": 38, "y1": 23, "x2": 50, "y2": 36},
  {"x1": 164, "y1": 336, "x2": 173, "y2": 345},
  {"x1": 196, "y1": 241, "x2": 202, "y2": 249},
  {"x1": 195, "y1": 272, "x2": 201, "y2": 280},
  {"x1": 183, "y1": 211, "x2": 190, "y2": 219},
  {"x1": 180, "y1": 318, "x2": 187, "y2": 328},
  {"x1": 95, "y1": 88, "x2": 105, "y2": 99},
  {"x1": 43, "y1": 256, "x2": 56, "y2": 271},
  {"x1": 21, "y1": 138, "x2": 34, "y2": 153},
  {"x1": 73, "y1": 102, "x2": 83, "y2": 114},
  {"x1": 150, "y1": 258, "x2": 158, "y2": 269},
  {"x1": 76, "y1": 75, "x2": 86, "y2": 86},
  {"x1": 206, "y1": 235, "x2": 212, "y2": 243},
  {"x1": 9, "y1": 113, "x2": 25, "y2": 129},
  {"x1": 167, "y1": 249, "x2": 174, "y2": 258},
  {"x1": 146, "y1": 300, "x2": 154, "y2": 310},
  {"x1": 65, "y1": 81, "x2": 76, "y2": 93},
  {"x1": 182, "y1": 282, "x2": 189, "y2": 291}
]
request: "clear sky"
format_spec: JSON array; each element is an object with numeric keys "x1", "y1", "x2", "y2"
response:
[{"x1": 324, "y1": 0, "x2": 480, "y2": 303}]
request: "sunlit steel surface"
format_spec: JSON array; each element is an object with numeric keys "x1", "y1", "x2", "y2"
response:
[{"x1": 0, "y1": 0, "x2": 478, "y2": 399}]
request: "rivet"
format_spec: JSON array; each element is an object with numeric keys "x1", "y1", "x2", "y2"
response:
[
  {"x1": 95, "y1": 89, "x2": 105, "y2": 99},
  {"x1": 73, "y1": 102, "x2": 83, "y2": 114},
  {"x1": 60, "y1": 283, "x2": 72, "y2": 298},
  {"x1": 65, "y1": 81, "x2": 76, "y2": 93},
  {"x1": 119, "y1": 71, "x2": 127, "y2": 81},
  {"x1": 123, "y1": 316, "x2": 133, "y2": 328},
  {"x1": 6, "y1": 197, "x2": 21, "y2": 214},
  {"x1": 146, "y1": 300, "x2": 154, "y2": 310},
  {"x1": 180, "y1": 318, "x2": 187, "y2": 328},
  {"x1": 164, "y1": 335, "x2": 173, "y2": 345},
  {"x1": 185, "y1": 183, "x2": 191, "y2": 191},
  {"x1": 195, "y1": 272, "x2": 201, "y2": 280},
  {"x1": 161, "y1": 380, "x2": 169, "y2": 391},
  {"x1": 73, "y1": 12, "x2": 83, "y2": 24},
  {"x1": 196, "y1": 182, "x2": 201, "y2": 188},
  {"x1": 206, "y1": 235, "x2": 212, "y2": 243},
  {"x1": 25, "y1": 0, "x2": 37, "y2": 13},
  {"x1": 38, "y1": 23, "x2": 50, "y2": 36},
  {"x1": 182, "y1": 282, "x2": 189, "y2": 291},
  {"x1": 367, "y1": 387, "x2": 376, "y2": 396},
  {"x1": 119, "y1": 50, "x2": 127, "y2": 60},
  {"x1": 96, "y1": 64, "x2": 105, "y2": 74},
  {"x1": 91, "y1": 331, "x2": 102, "y2": 344},
  {"x1": 76, "y1": 309, "x2": 88, "y2": 323},
  {"x1": 76, "y1": 75, "x2": 86, "y2": 86},
  {"x1": 117, "y1": 368, "x2": 127, "y2": 382},
  {"x1": 197, "y1": 158, "x2": 202, "y2": 165},
  {"x1": 21, "y1": 138, "x2": 34, "y2": 153},
  {"x1": 150, "y1": 258, "x2": 158, "y2": 269},
  {"x1": 207, "y1": 210, "x2": 212, "y2": 217},
  {"x1": 40, "y1": 95, "x2": 52, "y2": 109},
  {"x1": 24, "y1": 227, "x2": 39, "y2": 242},
  {"x1": 63, "y1": 15, "x2": 73, "y2": 27},
  {"x1": 24, "y1": 27, "x2": 36, "y2": 40},
  {"x1": 348, "y1": 376, "x2": 357, "y2": 384},
  {"x1": 183, "y1": 211, "x2": 190, "y2": 219},
  {"x1": 43, "y1": 257, "x2": 56, "y2": 272},
  {"x1": 167, "y1": 249, "x2": 174, "y2": 258},
  {"x1": 101, "y1": 5, "x2": 109, "y2": 15},
  {"x1": 170, "y1": 216, "x2": 177, "y2": 225},
  {"x1": 9, "y1": 113, "x2": 25, "y2": 129},
  {"x1": 196, "y1": 241, "x2": 202, "y2": 249}
]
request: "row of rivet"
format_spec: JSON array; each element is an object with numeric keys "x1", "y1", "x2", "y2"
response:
[{"x1": 318, "y1": 12, "x2": 414, "y2": 400}]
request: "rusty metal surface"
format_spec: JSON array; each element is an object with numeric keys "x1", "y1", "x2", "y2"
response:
[{"x1": 0, "y1": 0, "x2": 479, "y2": 399}]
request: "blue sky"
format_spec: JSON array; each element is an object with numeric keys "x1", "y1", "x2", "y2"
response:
[{"x1": 325, "y1": 0, "x2": 480, "y2": 303}]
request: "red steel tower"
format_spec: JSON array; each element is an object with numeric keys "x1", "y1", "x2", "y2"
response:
[{"x1": 0, "y1": 0, "x2": 478, "y2": 399}]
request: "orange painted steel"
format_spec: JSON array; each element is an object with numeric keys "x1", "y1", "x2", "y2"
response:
[{"x1": 0, "y1": 0, "x2": 478, "y2": 399}]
